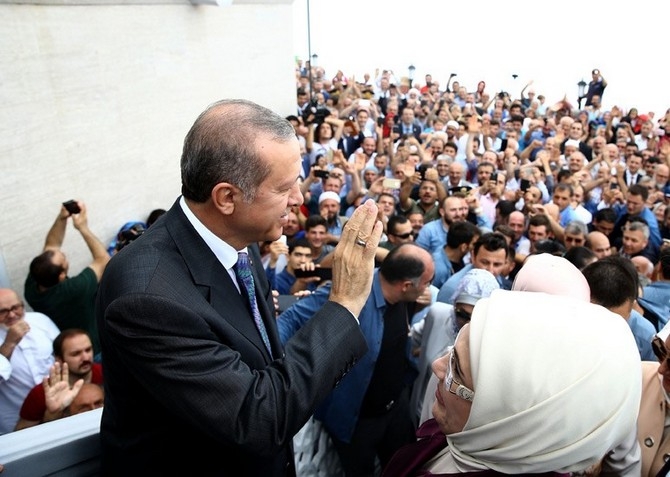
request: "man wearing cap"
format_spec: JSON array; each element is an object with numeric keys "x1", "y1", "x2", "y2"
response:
[{"x1": 318, "y1": 190, "x2": 349, "y2": 245}]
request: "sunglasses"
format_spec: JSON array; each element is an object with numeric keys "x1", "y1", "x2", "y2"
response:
[
  {"x1": 652, "y1": 336, "x2": 670, "y2": 367},
  {"x1": 454, "y1": 308, "x2": 472, "y2": 322},
  {"x1": 391, "y1": 232, "x2": 413, "y2": 239}
]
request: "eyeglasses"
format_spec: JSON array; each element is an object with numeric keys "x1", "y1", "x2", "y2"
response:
[
  {"x1": 652, "y1": 336, "x2": 670, "y2": 367},
  {"x1": 391, "y1": 232, "x2": 413, "y2": 239},
  {"x1": 454, "y1": 308, "x2": 472, "y2": 322},
  {"x1": 0, "y1": 302, "x2": 24, "y2": 319},
  {"x1": 446, "y1": 348, "x2": 475, "y2": 402}
]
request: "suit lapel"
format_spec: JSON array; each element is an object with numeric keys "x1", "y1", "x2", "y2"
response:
[{"x1": 164, "y1": 200, "x2": 274, "y2": 361}]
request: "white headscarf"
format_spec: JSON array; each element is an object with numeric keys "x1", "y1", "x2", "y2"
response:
[
  {"x1": 446, "y1": 289, "x2": 641, "y2": 473},
  {"x1": 512, "y1": 253, "x2": 591, "y2": 302}
]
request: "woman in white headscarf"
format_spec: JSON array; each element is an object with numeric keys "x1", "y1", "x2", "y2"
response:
[{"x1": 384, "y1": 287, "x2": 642, "y2": 476}]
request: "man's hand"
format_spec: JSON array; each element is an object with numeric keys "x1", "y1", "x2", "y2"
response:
[
  {"x1": 0, "y1": 319, "x2": 30, "y2": 359},
  {"x1": 329, "y1": 200, "x2": 383, "y2": 317},
  {"x1": 3, "y1": 320, "x2": 29, "y2": 348},
  {"x1": 71, "y1": 201, "x2": 89, "y2": 231},
  {"x1": 43, "y1": 362, "x2": 84, "y2": 417}
]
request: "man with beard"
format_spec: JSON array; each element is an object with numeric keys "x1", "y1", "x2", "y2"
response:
[
  {"x1": 318, "y1": 191, "x2": 349, "y2": 245},
  {"x1": 414, "y1": 195, "x2": 468, "y2": 254},
  {"x1": 399, "y1": 173, "x2": 448, "y2": 227},
  {"x1": 15, "y1": 328, "x2": 102, "y2": 430}
]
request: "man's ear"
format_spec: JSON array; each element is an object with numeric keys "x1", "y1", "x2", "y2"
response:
[{"x1": 211, "y1": 182, "x2": 238, "y2": 215}]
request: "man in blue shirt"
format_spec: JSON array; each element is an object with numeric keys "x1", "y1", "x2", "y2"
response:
[
  {"x1": 583, "y1": 255, "x2": 656, "y2": 361},
  {"x1": 277, "y1": 243, "x2": 434, "y2": 476}
]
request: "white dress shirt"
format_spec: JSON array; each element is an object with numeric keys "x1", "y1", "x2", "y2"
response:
[{"x1": 0, "y1": 312, "x2": 59, "y2": 434}]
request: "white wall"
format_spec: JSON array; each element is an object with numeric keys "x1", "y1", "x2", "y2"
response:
[{"x1": 0, "y1": 0, "x2": 296, "y2": 294}]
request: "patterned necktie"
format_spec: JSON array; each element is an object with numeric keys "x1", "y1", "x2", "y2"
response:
[{"x1": 233, "y1": 251, "x2": 272, "y2": 356}]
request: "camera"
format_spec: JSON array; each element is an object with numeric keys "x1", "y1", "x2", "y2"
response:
[
  {"x1": 313, "y1": 169, "x2": 329, "y2": 179},
  {"x1": 62, "y1": 200, "x2": 81, "y2": 215},
  {"x1": 302, "y1": 99, "x2": 330, "y2": 126}
]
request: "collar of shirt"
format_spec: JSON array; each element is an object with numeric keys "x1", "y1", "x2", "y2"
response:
[{"x1": 179, "y1": 196, "x2": 246, "y2": 286}]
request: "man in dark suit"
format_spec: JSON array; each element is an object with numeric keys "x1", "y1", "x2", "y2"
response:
[
  {"x1": 95, "y1": 99, "x2": 383, "y2": 476},
  {"x1": 393, "y1": 106, "x2": 422, "y2": 141}
]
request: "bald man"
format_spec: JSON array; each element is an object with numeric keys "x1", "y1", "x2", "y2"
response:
[
  {"x1": 631, "y1": 256, "x2": 654, "y2": 281},
  {"x1": 0, "y1": 288, "x2": 59, "y2": 435},
  {"x1": 586, "y1": 231, "x2": 613, "y2": 259}
]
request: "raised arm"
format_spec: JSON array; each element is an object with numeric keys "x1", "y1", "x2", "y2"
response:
[
  {"x1": 43, "y1": 204, "x2": 71, "y2": 252},
  {"x1": 71, "y1": 202, "x2": 110, "y2": 280}
]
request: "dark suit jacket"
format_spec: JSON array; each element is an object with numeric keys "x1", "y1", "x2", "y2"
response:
[
  {"x1": 95, "y1": 198, "x2": 367, "y2": 476},
  {"x1": 393, "y1": 122, "x2": 422, "y2": 141}
]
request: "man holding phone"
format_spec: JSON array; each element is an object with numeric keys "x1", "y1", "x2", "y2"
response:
[{"x1": 24, "y1": 201, "x2": 109, "y2": 358}]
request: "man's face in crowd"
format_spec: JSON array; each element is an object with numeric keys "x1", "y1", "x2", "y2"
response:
[
  {"x1": 626, "y1": 193, "x2": 646, "y2": 216},
  {"x1": 472, "y1": 247, "x2": 507, "y2": 277},
  {"x1": 552, "y1": 188, "x2": 572, "y2": 212},
  {"x1": 419, "y1": 181, "x2": 438, "y2": 206},
  {"x1": 507, "y1": 212, "x2": 525, "y2": 241},
  {"x1": 564, "y1": 231, "x2": 585, "y2": 250},
  {"x1": 319, "y1": 198, "x2": 340, "y2": 222},
  {"x1": 306, "y1": 225, "x2": 327, "y2": 249},
  {"x1": 442, "y1": 197, "x2": 465, "y2": 226},
  {"x1": 60, "y1": 334, "x2": 94, "y2": 379},
  {"x1": 622, "y1": 227, "x2": 648, "y2": 256},
  {"x1": 528, "y1": 225, "x2": 548, "y2": 249},
  {"x1": 288, "y1": 246, "x2": 312, "y2": 272}
]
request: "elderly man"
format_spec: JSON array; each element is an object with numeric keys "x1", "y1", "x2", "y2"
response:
[
  {"x1": 94, "y1": 99, "x2": 383, "y2": 475},
  {"x1": 0, "y1": 288, "x2": 59, "y2": 435}
]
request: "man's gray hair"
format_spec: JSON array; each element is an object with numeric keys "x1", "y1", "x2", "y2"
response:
[{"x1": 181, "y1": 99, "x2": 296, "y2": 203}]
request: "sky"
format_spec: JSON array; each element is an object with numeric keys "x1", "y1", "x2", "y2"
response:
[{"x1": 292, "y1": 0, "x2": 668, "y2": 119}]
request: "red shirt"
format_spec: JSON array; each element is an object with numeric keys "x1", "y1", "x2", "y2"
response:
[{"x1": 19, "y1": 363, "x2": 103, "y2": 421}]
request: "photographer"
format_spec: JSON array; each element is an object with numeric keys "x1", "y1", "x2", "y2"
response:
[{"x1": 24, "y1": 201, "x2": 109, "y2": 359}]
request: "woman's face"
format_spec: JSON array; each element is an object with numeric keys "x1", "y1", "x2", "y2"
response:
[{"x1": 432, "y1": 325, "x2": 473, "y2": 435}]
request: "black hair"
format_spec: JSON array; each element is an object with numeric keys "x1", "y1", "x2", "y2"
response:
[{"x1": 582, "y1": 255, "x2": 638, "y2": 309}]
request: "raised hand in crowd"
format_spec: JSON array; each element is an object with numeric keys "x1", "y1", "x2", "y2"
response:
[{"x1": 42, "y1": 362, "x2": 84, "y2": 422}]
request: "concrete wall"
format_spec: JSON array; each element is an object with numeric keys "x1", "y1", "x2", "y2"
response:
[{"x1": 0, "y1": 0, "x2": 296, "y2": 295}]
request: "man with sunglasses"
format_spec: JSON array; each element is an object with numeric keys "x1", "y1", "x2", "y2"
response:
[{"x1": 640, "y1": 328, "x2": 670, "y2": 476}]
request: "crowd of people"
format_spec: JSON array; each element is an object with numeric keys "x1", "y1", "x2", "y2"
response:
[
  {"x1": 1, "y1": 63, "x2": 670, "y2": 476},
  {"x1": 272, "y1": 63, "x2": 670, "y2": 476}
]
